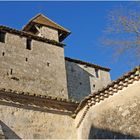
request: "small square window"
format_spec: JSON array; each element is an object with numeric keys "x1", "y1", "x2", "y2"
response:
[
  {"x1": 26, "y1": 39, "x2": 32, "y2": 50},
  {"x1": 0, "y1": 31, "x2": 6, "y2": 43}
]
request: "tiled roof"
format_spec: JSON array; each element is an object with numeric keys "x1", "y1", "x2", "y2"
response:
[
  {"x1": 23, "y1": 14, "x2": 71, "y2": 42},
  {"x1": 0, "y1": 88, "x2": 79, "y2": 114},
  {"x1": 65, "y1": 57, "x2": 110, "y2": 71},
  {"x1": 75, "y1": 65, "x2": 140, "y2": 127},
  {"x1": 0, "y1": 25, "x2": 64, "y2": 47}
]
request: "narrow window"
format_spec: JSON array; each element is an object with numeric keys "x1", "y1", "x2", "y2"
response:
[
  {"x1": 26, "y1": 39, "x2": 32, "y2": 50},
  {"x1": 26, "y1": 58, "x2": 28, "y2": 62},
  {"x1": 2, "y1": 52, "x2": 5, "y2": 56},
  {"x1": 95, "y1": 68, "x2": 99, "y2": 78},
  {"x1": 10, "y1": 69, "x2": 13, "y2": 75},
  {"x1": 47, "y1": 62, "x2": 50, "y2": 67},
  {"x1": 0, "y1": 31, "x2": 6, "y2": 43}
]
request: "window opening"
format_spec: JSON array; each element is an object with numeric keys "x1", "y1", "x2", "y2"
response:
[
  {"x1": 10, "y1": 69, "x2": 13, "y2": 75},
  {"x1": 95, "y1": 68, "x2": 99, "y2": 78},
  {"x1": 26, "y1": 39, "x2": 32, "y2": 50},
  {"x1": 0, "y1": 31, "x2": 6, "y2": 43}
]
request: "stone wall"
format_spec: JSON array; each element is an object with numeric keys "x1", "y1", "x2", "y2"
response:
[
  {"x1": 0, "y1": 32, "x2": 68, "y2": 98},
  {"x1": 77, "y1": 80, "x2": 140, "y2": 139},
  {"x1": 38, "y1": 26, "x2": 59, "y2": 41},
  {"x1": 65, "y1": 60, "x2": 111, "y2": 101},
  {"x1": 0, "y1": 104, "x2": 76, "y2": 139}
]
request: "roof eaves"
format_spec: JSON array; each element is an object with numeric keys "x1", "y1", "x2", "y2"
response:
[
  {"x1": 0, "y1": 88, "x2": 79, "y2": 114},
  {"x1": 22, "y1": 13, "x2": 42, "y2": 31},
  {"x1": 0, "y1": 25, "x2": 65, "y2": 47},
  {"x1": 40, "y1": 14, "x2": 71, "y2": 33},
  {"x1": 65, "y1": 57, "x2": 110, "y2": 71}
]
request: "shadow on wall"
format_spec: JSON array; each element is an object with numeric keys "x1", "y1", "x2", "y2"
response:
[
  {"x1": 65, "y1": 61, "x2": 94, "y2": 101},
  {"x1": 88, "y1": 126, "x2": 140, "y2": 139},
  {"x1": 0, "y1": 120, "x2": 21, "y2": 139}
]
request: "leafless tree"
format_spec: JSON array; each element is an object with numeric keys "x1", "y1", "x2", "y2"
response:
[{"x1": 101, "y1": 3, "x2": 140, "y2": 64}]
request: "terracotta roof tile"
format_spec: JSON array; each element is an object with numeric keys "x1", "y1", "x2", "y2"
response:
[{"x1": 0, "y1": 88, "x2": 79, "y2": 114}]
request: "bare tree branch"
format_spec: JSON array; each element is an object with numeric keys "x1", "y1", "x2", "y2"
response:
[{"x1": 101, "y1": 2, "x2": 140, "y2": 64}]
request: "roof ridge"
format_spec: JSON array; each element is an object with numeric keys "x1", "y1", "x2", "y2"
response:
[
  {"x1": 22, "y1": 13, "x2": 71, "y2": 33},
  {"x1": 22, "y1": 13, "x2": 42, "y2": 30},
  {"x1": 39, "y1": 14, "x2": 71, "y2": 33}
]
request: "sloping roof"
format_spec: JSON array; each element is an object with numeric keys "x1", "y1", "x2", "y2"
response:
[
  {"x1": 0, "y1": 25, "x2": 64, "y2": 47},
  {"x1": 75, "y1": 65, "x2": 140, "y2": 127},
  {"x1": 0, "y1": 88, "x2": 79, "y2": 114},
  {"x1": 22, "y1": 14, "x2": 71, "y2": 42},
  {"x1": 65, "y1": 57, "x2": 110, "y2": 71}
]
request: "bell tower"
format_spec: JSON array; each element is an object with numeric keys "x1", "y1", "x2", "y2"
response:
[{"x1": 22, "y1": 14, "x2": 71, "y2": 42}]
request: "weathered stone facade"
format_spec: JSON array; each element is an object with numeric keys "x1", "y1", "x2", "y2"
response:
[
  {"x1": 0, "y1": 14, "x2": 110, "y2": 101},
  {"x1": 0, "y1": 32, "x2": 68, "y2": 99},
  {"x1": 0, "y1": 105, "x2": 76, "y2": 139},
  {"x1": 38, "y1": 26, "x2": 59, "y2": 41},
  {"x1": 65, "y1": 59, "x2": 110, "y2": 101}
]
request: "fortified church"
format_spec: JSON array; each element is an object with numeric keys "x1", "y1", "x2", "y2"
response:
[{"x1": 0, "y1": 14, "x2": 140, "y2": 139}]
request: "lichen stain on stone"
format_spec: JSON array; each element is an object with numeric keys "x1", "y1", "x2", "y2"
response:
[{"x1": 96, "y1": 99, "x2": 140, "y2": 137}]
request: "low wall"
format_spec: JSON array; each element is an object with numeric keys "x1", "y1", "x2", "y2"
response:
[{"x1": 0, "y1": 103, "x2": 77, "y2": 139}]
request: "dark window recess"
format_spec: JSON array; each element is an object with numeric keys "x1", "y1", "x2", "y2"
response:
[
  {"x1": 26, "y1": 58, "x2": 28, "y2": 62},
  {"x1": 95, "y1": 68, "x2": 99, "y2": 78},
  {"x1": 0, "y1": 31, "x2": 6, "y2": 43},
  {"x1": 47, "y1": 62, "x2": 50, "y2": 66},
  {"x1": 26, "y1": 39, "x2": 32, "y2": 50},
  {"x1": 2, "y1": 52, "x2": 5, "y2": 56},
  {"x1": 10, "y1": 69, "x2": 13, "y2": 75},
  {"x1": 29, "y1": 25, "x2": 39, "y2": 34},
  {"x1": 80, "y1": 82, "x2": 82, "y2": 85},
  {"x1": 93, "y1": 84, "x2": 95, "y2": 88}
]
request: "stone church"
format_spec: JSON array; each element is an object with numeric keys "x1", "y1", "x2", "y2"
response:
[{"x1": 0, "y1": 14, "x2": 140, "y2": 139}]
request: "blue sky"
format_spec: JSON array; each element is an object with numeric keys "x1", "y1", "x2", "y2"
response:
[{"x1": 0, "y1": 1, "x2": 138, "y2": 80}]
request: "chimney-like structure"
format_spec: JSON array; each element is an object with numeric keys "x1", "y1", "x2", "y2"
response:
[{"x1": 22, "y1": 14, "x2": 71, "y2": 42}]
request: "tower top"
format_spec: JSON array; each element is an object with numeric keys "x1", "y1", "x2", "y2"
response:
[{"x1": 22, "y1": 13, "x2": 71, "y2": 42}]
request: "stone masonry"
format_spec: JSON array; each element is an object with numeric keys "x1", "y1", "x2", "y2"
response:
[
  {"x1": 0, "y1": 13, "x2": 111, "y2": 101},
  {"x1": 0, "y1": 32, "x2": 68, "y2": 99},
  {"x1": 65, "y1": 59, "x2": 110, "y2": 101},
  {"x1": 2, "y1": 13, "x2": 138, "y2": 139}
]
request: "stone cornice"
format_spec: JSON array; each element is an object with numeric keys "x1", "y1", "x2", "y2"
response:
[{"x1": 0, "y1": 25, "x2": 65, "y2": 47}]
